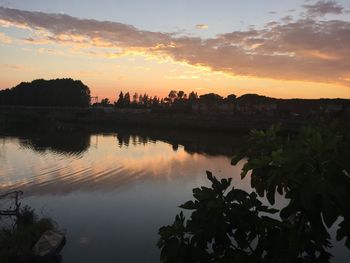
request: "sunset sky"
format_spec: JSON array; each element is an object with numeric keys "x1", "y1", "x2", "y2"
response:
[{"x1": 1, "y1": 0, "x2": 350, "y2": 100}]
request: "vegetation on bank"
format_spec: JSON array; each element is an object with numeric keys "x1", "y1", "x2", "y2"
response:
[
  {"x1": 0, "y1": 79, "x2": 90, "y2": 107},
  {"x1": 110, "y1": 90, "x2": 234, "y2": 109},
  {"x1": 1, "y1": 79, "x2": 349, "y2": 118},
  {"x1": 0, "y1": 206, "x2": 56, "y2": 263},
  {"x1": 158, "y1": 122, "x2": 350, "y2": 262}
]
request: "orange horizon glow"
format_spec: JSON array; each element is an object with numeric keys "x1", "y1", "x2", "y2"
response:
[
  {"x1": 1, "y1": 55, "x2": 349, "y2": 102},
  {"x1": 1, "y1": 5, "x2": 350, "y2": 101}
]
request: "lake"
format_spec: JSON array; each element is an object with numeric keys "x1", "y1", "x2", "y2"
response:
[{"x1": 0, "y1": 128, "x2": 349, "y2": 262}]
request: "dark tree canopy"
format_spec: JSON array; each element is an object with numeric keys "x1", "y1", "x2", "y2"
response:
[
  {"x1": 188, "y1": 91, "x2": 198, "y2": 101},
  {"x1": 100, "y1": 98, "x2": 110, "y2": 106},
  {"x1": 199, "y1": 93, "x2": 223, "y2": 106},
  {"x1": 0, "y1": 78, "x2": 91, "y2": 107},
  {"x1": 226, "y1": 94, "x2": 237, "y2": 102},
  {"x1": 236, "y1": 93, "x2": 273, "y2": 104},
  {"x1": 158, "y1": 122, "x2": 350, "y2": 263}
]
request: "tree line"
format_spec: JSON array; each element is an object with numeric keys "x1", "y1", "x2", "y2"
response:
[
  {"x1": 0, "y1": 79, "x2": 91, "y2": 107},
  {"x1": 0, "y1": 78, "x2": 264, "y2": 109},
  {"x1": 100, "y1": 90, "x2": 238, "y2": 108}
]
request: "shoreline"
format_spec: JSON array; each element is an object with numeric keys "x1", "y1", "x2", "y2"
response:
[{"x1": 0, "y1": 105, "x2": 330, "y2": 133}]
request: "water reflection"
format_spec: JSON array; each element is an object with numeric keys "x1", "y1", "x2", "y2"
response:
[
  {"x1": 0, "y1": 130, "x2": 247, "y2": 263},
  {"x1": 18, "y1": 131, "x2": 90, "y2": 156},
  {"x1": 0, "y1": 129, "x2": 348, "y2": 262},
  {"x1": 0, "y1": 130, "x2": 247, "y2": 197}
]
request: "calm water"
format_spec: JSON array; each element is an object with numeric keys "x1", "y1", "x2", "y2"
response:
[
  {"x1": 0, "y1": 129, "x2": 349, "y2": 262},
  {"x1": 0, "y1": 130, "x2": 247, "y2": 262}
]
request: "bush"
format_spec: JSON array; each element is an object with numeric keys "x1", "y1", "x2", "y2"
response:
[
  {"x1": 158, "y1": 122, "x2": 350, "y2": 262},
  {"x1": 0, "y1": 206, "x2": 55, "y2": 263}
]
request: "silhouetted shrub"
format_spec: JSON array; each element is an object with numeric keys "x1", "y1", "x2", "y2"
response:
[
  {"x1": 0, "y1": 78, "x2": 90, "y2": 107},
  {"x1": 0, "y1": 206, "x2": 55, "y2": 263},
  {"x1": 158, "y1": 122, "x2": 350, "y2": 262}
]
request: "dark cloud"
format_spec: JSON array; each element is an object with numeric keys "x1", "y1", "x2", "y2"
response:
[
  {"x1": 303, "y1": 1, "x2": 344, "y2": 16},
  {"x1": 0, "y1": 6, "x2": 349, "y2": 86}
]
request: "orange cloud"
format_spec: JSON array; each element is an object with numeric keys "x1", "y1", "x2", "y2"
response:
[{"x1": 0, "y1": 6, "x2": 350, "y2": 87}]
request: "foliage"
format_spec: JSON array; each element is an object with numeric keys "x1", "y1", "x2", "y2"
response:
[
  {"x1": 0, "y1": 78, "x2": 91, "y2": 107},
  {"x1": 100, "y1": 98, "x2": 110, "y2": 106},
  {"x1": 0, "y1": 206, "x2": 55, "y2": 263},
  {"x1": 236, "y1": 94, "x2": 273, "y2": 104},
  {"x1": 158, "y1": 122, "x2": 350, "y2": 262}
]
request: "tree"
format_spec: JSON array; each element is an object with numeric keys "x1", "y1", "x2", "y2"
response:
[
  {"x1": 152, "y1": 96, "x2": 160, "y2": 106},
  {"x1": 116, "y1": 91, "x2": 124, "y2": 107},
  {"x1": 123, "y1": 92, "x2": 131, "y2": 106},
  {"x1": 158, "y1": 122, "x2": 350, "y2": 262},
  {"x1": 0, "y1": 78, "x2": 91, "y2": 107},
  {"x1": 168, "y1": 90, "x2": 178, "y2": 103},
  {"x1": 100, "y1": 98, "x2": 110, "y2": 106},
  {"x1": 236, "y1": 93, "x2": 272, "y2": 104},
  {"x1": 226, "y1": 94, "x2": 236, "y2": 102},
  {"x1": 132, "y1": 92, "x2": 138, "y2": 105},
  {"x1": 188, "y1": 91, "x2": 198, "y2": 101},
  {"x1": 177, "y1": 90, "x2": 185, "y2": 100},
  {"x1": 199, "y1": 93, "x2": 223, "y2": 111},
  {"x1": 139, "y1": 94, "x2": 144, "y2": 105},
  {"x1": 142, "y1": 93, "x2": 149, "y2": 106}
]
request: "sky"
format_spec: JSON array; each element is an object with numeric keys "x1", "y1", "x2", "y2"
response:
[{"x1": 0, "y1": 0, "x2": 350, "y2": 100}]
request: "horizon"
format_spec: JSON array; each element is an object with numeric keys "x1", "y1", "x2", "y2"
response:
[
  {"x1": 1, "y1": 1, "x2": 350, "y2": 100},
  {"x1": 3, "y1": 77, "x2": 350, "y2": 102}
]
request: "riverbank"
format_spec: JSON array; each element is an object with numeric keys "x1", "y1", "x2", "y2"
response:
[{"x1": 0, "y1": 105, "x2": 336, "y2": 133}]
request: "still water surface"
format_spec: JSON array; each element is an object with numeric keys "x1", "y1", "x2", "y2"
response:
[
  {"x1": 0, "y1": 130, "x2": 249, "y2": 262},
  {"x1": 0, "y1": 130, "x2": 348, "y2": 262}
]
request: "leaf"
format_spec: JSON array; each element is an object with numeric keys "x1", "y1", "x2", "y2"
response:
[
  {"x1": 180, "y1": 201, "x2": 197, "y2": 210},
  {"x1": 233, "y1": 189, "x2": 249, "y2": 202},
  {"x1": 266, "y1": 185, "x2": 276, "y2": 205},
  {"x1": 322, "y1": 197, "x2": 338, "y2": 228},
  {"x1": 259, "y1": 206, "x2": 279, "y2": 214},
  {"x1": 280, "y1": 201, "x2": 298, "y2": 220},
  {"x1": 206, "y1": 170, "x2": 214, "y2": 181},
  {"x1": 231, "y1": 154, "x2": 243, "y2": 165},
  {"x1": 277, "y1": 185, "x2": 283, "y2": 195}
]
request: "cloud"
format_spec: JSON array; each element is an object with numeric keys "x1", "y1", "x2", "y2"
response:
[
  {"x1": 196, "y1": 24, "x2": 208, "y2": 29},
  {"x1": 0, "y1": 6, "x2": 350, "y2": 86},
  {"x1": 303, "y1": 0, "x2": 344, "y2": 16},
  {"x1": 1, "y1": 63, "x2": 27, "y2": 70},
  {"x1": 0, "y1": 31, "x2": 11, "y2": 43}
]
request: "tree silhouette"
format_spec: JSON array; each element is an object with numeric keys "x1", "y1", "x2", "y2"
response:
[
  {"x1": 188, "y1": 91, "x2": 198, "y2": 101},
  {"x1": 226, "y1": 94, "x2": 237, "y2": 102},
  {"x1": 124, "y1": 92, "x2": 131, "y2": 106},
  {"x1": 0, "y1": 78, "x2": 91, "y2": 107},
  {"x1": 132, "y1": 92, "x2": 138, "y2": 105},
  {"x1": 158, "y1": 122, "x2": 350, "y2": 263},
  {"x1": 199, "y1": 93, "x2": 223, "y2": 111},
  {"x1": 101, "y1": 98, "x2": 110, "y2": 106},
  {"x1": 177, "y1": 91, "x2": 185, "y2": 100},
  {"x1": 116, "y1": 91, "x2": 124, "y2": 107},
  {"x1": 168, "y1": 90, "x2": 178, "y2": 103}
]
